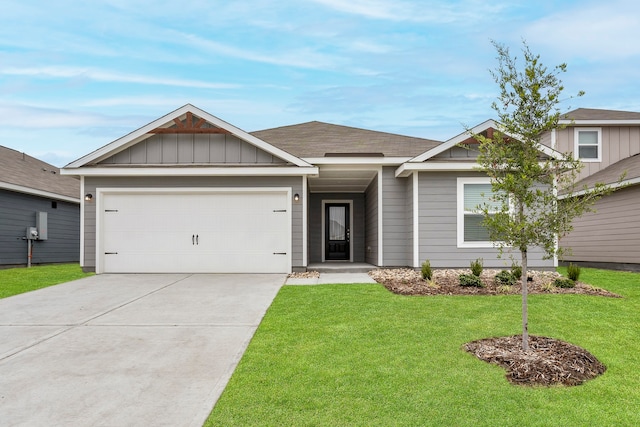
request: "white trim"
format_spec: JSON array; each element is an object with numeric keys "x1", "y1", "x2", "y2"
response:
[
  {"x1": 551, "y1": 128, "x2": 557, "y2": 150},
  {"x1": 0, "y1": 181, "x2": 80, "y2": 204},
  {"x1": 574, "y1": 127, "x2": 602, "y2": 163},
  {"x1": 80, "y1": 176, "x2": 85, "y2": 267},
  {"x1": 302, "y1": 175, "x2": 308, "y2": 267},
  {"x1": 560, "y1": 119, "x2": 640, "y2": 125},
  {"x1": 95, "y1": 187, "x2": 292, "y2": 274},
  {"x1": 456, "y1": 177, "x2": 499, "y2": 249},
  {"x1": 377, "y1": 166, "x2": 384, "y2": 266},
  {"x1": 396, "y1": 162, "x2": 478, "y2": 176},
  {"x1": 558, "y1": 176, "x2": 640, "y2": 199},
  {"x1": 412, "y1": 172, "x2": 420, "y2": 268},
  {"x1": 62, "y1": 166, "x2": 319, "y2": 177},
  {"x1": 66, "y1": 104, "x2": 312, "y2": 168},
  {"x1": 302, "y1": 157, "x2": 410, "y2": 165},
  {"x1": 321, "y1": 200, "x2": 354, "y2": 263}
]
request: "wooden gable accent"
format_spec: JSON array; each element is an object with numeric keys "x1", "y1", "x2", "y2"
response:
[{"x1": 149, "y1": 112, "x2": 231, "y2": 134}]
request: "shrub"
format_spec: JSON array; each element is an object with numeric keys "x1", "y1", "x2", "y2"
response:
[
  {"x1": 553, "y1": 278, "x2": 576, "y2": 288},
  {"x1": 511, "y1": 263, "x2": 522, "y2": 279},
  {"x1": 421, "y1": 260, "x2": 432, "y2": 280},
  {"x1": 459, "y1": 273, "x2": 484, "y2": 287},
  {"x1": 470, "y1": 258, "x2": 483, "y2": 277},
  {"x1": 497, "y1": 285, "x2": 513, "y2": 294},
  {"x1": 495, "y1": 270, "x2": 517, "y2": 286},
  {"x1": 567, "y1": 263, "x2": 581, "y2": 281}
]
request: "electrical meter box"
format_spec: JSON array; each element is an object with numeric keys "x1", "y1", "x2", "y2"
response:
[{"x1": 36, "y1": 211, "x2": 48, "y2": 240}]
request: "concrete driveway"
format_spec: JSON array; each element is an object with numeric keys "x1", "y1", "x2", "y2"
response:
[{"x1": 0, "y1": 273, "x2": 284, "y2": 426}]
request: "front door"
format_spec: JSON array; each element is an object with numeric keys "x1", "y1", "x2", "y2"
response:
[{"x1": 325, "y1": 203, "x2": 350, "y2": 260}]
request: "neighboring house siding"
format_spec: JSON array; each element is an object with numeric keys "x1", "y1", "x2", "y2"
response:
[
  {"x1": 554, "y1": 126, "x2": 640, "y2": 181},
  {"x1": 560, "y1": 185, "x2": 640, "y2": 264},
  {"x1": 364, "y1": 176, "x2": 378, "y2": 265},
  {"x1": 99, "y1": 134, "x2": 286, "y2": 165},
  {"x1": 0, "y1": 190, "x2": 79, "y2": 265},
  {"x1": 382, "y1": 166, "x2": 408, "y2": 266},
  {"x1": 308, "y1": 193, "x2": 365, "y2": 263},
  {"x1": 417, "y1": 171, "x2": 553, "y2": 268},
  {"x1": 83, "y1": 176, "x2": 302, "y2": 270}
]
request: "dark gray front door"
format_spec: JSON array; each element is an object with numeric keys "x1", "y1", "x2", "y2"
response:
[{"x1": 325, "y1": 203, "x2": 350, "y2": 260}]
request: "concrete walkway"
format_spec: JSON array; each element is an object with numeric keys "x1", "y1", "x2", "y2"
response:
[
  {"x1": 0, "y1": 273, "x2": 284, "y2": 427},
  {"x1": 285, "y1": 272, "x2": 377, "y2": 285}
]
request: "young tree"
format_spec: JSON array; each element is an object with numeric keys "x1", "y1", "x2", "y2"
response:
[{"x1": 472, "y1": 40, "x2": 610, "y2": 351}]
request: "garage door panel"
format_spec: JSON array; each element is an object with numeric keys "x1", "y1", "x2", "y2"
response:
[{"x1": 101, "y1": 191, "x2": 290, "y2": 273}]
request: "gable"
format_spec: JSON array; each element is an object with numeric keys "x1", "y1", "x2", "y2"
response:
[{"x1": 64, "y1": 105, "x2": 311, "y2": 169}]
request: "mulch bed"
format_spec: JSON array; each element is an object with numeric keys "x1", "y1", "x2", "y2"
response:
[
  {"x1": 369, "y1": 268, "x2": 615, "y2": 387},
  {"x1": 465, "y1": 335, "x2": 607, "y2": 386},
  {"x1": 368, "y1": 268, "x2": 621, "y2": 298}
]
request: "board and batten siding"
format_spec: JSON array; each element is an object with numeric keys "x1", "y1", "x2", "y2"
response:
[
  {"x1": 382, "y1": 166, "x2": 409, "y2": 266},
  {"x1": 561, "y1": 185, "x2": 640, "y2": 264},
  {"x1": 83, "y1": 176, "x2": 302, "y2": 271},
  {"x1": 99, "y1": 134, "x2": 286, "y2": 165},
  {"x1": 418, "y1": 171, "x2": 554, "y2": 269},
  {"x1": 364, "y1": 175, "x2": 378, "y2": 265},
  {"x1": 0, "y1": 190, "x2": 80, "y2": 265},
  {"x1": 308, "y1": 193, "x2": 366, "y2": 263},
  {"x1": 553, "y1": 126, "x2": 640, "y2": 181}
]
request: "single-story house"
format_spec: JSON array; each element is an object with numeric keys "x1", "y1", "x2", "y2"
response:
[
  {"x1": 62, "y1": 104, "x2": 558, "y2": 274},
  {"x1": 0, "y1": 145, "x2": 80, "y2": 267},
  {"x1": 549, "y1": 108, "x2": 640, "y2": 271}
]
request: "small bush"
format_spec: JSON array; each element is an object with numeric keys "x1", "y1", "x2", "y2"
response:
[
  {"x1": 541, "y1": 283, "x2": 555, "y2": 292},
  {"x1": 497, "y1": 285, "x2": 513, "y2": 294},
  {"x1": 495, "y1": 270, "x2": 517, "y2": 286},
  {"x1": 459, "y1": 273, "x2": 484, "y2": 287},
  {"x1": 553, "y1": 278, "x2": 576, "y2": 288},
  {"x1": 511, "y1": 263, "x2": 522, "y2": 279},
  {"x1": 421, "y1": 260, "x2": 432, "y2": 280},
  {"x1": 567, "y1": 263, "x2": 581, "y2": 281},
  {"x1": 470, "y1": 258, "x2": 483, "y2": 277}
]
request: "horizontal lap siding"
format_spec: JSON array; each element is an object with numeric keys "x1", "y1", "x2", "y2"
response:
[
  {"x1": 0, "y1": 190, "x2": 79, "y2": 265},
  {"x1": 365, "y1": 177, "x2": 378, "y2": 265},
  {"x1": 83, "y1": 176, "x2": 302, "y2": 270},
  {"x1": 382, "y1": 167, "x2": 408, "y2": 267},
  {"x1": 561, "y1": 185, "x2": 640, "y2": 264},
  {"x1": 418, "y1": 172, "x2": 553, "y2": 269}
]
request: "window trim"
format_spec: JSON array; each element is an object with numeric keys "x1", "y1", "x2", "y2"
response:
[
  {"x1": 574, "y1": 127, "x2": 602, "y2": 162},
  {"x1": 457, "y1": 177, "x2": 499, "y2": 248}
]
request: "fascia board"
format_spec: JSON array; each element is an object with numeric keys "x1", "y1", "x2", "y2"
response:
[
  {"x1": 61, "y1": 166, "x2": 319, "y2": 177},
  {"x1": 559, "y1": 119, "x2": 640, "y2": 125},
  {"x1": 65, "y1": 104, "x2": 311, "y2": 168},
  {"x1": 0, "y1": 181, "x2": 80, "y2": 204},
  {"x1": 396, "y1": 162, "x2": 478, "y2": 177},
  {"x1": 302, "y1": 157, "x2": 410, "y2": 165}
]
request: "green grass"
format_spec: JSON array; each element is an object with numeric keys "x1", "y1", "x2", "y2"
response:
[
  {"x1": 0, "y1": 263, "x2": 93, "y2": 298},
  {"x1": 206, "y1": 268, "x2": 640, "y2": 426}
]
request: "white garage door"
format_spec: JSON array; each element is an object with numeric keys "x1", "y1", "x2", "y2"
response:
[{"x1": 99, "y1": 190, "x2": 290, "y2": 273}]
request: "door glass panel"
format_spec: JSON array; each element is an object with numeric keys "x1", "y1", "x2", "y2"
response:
[{"x1": 329, "y1": 206, "x2": 346, "y2": 240}]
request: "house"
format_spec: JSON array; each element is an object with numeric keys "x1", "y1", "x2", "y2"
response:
[
  {"x1": 0, "y1": 145, "x2": 80, "y2": 267},
  {"x1": 61, "y1": 104, "x2": 557, "y2": 274},
  {"x1": 545, "y1": 108, "x2": 640, "y2": 271}
]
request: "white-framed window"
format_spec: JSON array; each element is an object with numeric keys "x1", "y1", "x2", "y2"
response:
[
  {"x1": 574, "y1": 127, "x2": 601, "y2": 162},
  {"x1": 457, "y1": 177, "x2": 502, "y2": 248}
]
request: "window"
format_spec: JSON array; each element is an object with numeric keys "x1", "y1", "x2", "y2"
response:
[
  {"x1": 574, "y1": 128, "x2": 601, "y2": 162},
  {"x1": 457, "y1": 178, "x2": 502, "y2": 247}
]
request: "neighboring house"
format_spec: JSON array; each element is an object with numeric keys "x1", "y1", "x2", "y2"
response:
[
  {"x1": 0, "y1": 146, "x2": 80, "y2": 267},
  {"x1": 61, "y1": 104, "x2": 557, "y2": 274},
  {"x1": 544, "y1": 108, "x2": 640, "y2": 270}
]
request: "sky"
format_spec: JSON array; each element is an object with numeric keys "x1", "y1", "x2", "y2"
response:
[{"x1": 1, "y1": 0, "x2": 640, "y2": 167}]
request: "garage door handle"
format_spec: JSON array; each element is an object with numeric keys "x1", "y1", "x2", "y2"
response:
[
  {"x1": 192, "y1": 234, "x2": 195, "y2": 245},
  {"x1": 196, "y1": 234, "x2": 199, "y2": 245}
]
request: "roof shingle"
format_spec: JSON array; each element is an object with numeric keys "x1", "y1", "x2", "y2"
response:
[{"x1": 562, "y1": 108, "x2": 640, "y2": 121}]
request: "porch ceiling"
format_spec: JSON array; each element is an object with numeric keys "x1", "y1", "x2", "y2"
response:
[{"x1": 308, "y1": 169, "x2": 377, "y2": 192}]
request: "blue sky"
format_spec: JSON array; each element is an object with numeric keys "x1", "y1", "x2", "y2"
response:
[{"x1": 2, "y1": 0, "x2": 640, "y2": 166}]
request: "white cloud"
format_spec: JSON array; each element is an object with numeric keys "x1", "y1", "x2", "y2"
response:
[
  {"x1": 0, "y1": 66, "x2": 238, "y2": 89},
  {"x1": 524, "y1": 0, "x2": 640, "y2": 60}
]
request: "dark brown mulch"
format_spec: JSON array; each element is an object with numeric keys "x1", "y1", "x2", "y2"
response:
[
  {"x1": 464, "y1": 335, "x2": 607, "y2": 386},
  {"x1": 368, "y1": 268, "x2": 621, "y2": 298}
]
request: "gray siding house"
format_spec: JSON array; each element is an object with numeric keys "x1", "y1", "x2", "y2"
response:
[
  {"x1": 0, "y1": 146, "x2": 80, "y2": 267},
  {"x1": 62, "y1": 104, "x2": 556, "y2": 274},
  {"x1": 545, "y1": 108, "x2": 640, "y2": 270}
]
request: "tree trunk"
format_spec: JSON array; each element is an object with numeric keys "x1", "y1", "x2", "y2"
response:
[{"x1": 521, "y1": 249, "x2": 529, "y2": 351}]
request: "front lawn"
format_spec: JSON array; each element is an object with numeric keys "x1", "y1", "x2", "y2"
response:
[
  {"x1": 206, "y1": 268, "x2": 640, "y2": 426},
  {"x1": 0, "y1": 264, "x2": 93, "y2": 299}
]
